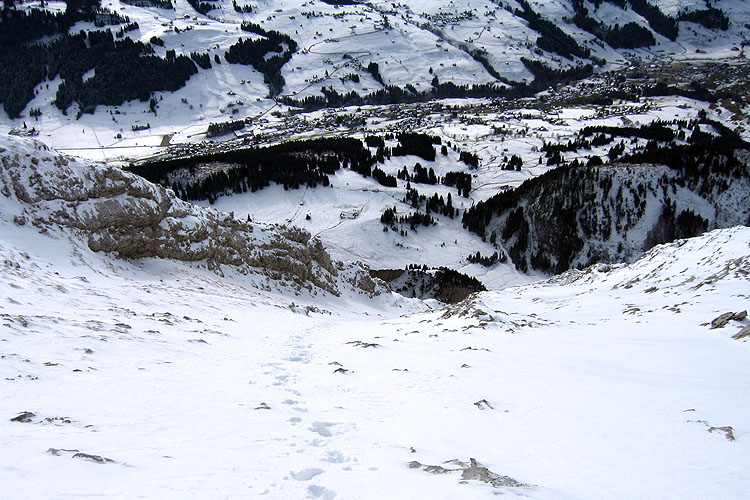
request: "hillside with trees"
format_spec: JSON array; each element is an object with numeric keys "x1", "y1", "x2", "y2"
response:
[{"x1": 462, "y1": 120, "x2": 750, "y2": 273}]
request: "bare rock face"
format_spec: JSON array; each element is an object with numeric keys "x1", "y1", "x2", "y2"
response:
[
  {"x1": 0, "y1": 136, "x2": 381, "y2": 297},
  {"x1": 10, "y1": 411, "x2": 35, "y2": 423},
  {"x1": 733, "y1": 326, "x2": 750, "y2": 340},
  {"x1": 710, "y1": 311, "x2": 747, "y2": 330},
  {"x1": 461, "y1": 464, "x2": 527, "y2": 488},
  {"x1": 711, "y1": 312, "x2": 736, "y2": 329}
]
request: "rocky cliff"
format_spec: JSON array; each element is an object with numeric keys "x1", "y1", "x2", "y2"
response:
[{"x1": 0, "y1": 134, "x2": 381, "y2": 297}]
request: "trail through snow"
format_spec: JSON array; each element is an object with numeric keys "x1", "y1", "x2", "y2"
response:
[{"x1": 1, "y1": 222, "x2": 749, "y2": 499}]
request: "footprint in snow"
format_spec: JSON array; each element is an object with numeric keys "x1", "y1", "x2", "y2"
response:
[
  {"x1": 322, "y1": 450, "x2": 348, "y2": 464},
  {"x1": 309, "y1": 421, "x2": 336, "y2": 437},
  {"x1": 307, "y1": 485, "x2": 336, "y2": 499},
  {"x1": 291, "y1": 468, "x2": 324, "y2": 481}
]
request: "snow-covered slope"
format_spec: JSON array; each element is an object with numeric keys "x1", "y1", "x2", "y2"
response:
[
  {"x1": 2, "y1": 0, "x2": 749, "y2": 156},
  {"x1": 467, "y1": 156, "x2": 750, "y2": 274},
  {"x1": 2, "y1": 0, "x2": 748, "y2": 283},
  {"x1": 0, "y1": 133, "x2": 383, "y2": 298},
  {"x1": 1, "y1": 130, "x2": 748, "y2": 498}
]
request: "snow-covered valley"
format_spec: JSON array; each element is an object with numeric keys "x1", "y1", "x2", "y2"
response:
[
  {"x1": 2, "y1": 0, "x2": 750, "y2": 497},
  {"x1": 1, "y1": 134, "x2": 749, "y2": 499}
]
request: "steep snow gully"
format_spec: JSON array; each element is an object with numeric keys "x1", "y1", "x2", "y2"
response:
[{"x1": 0, "y1": 134, "x2": 749, "y2": 499}]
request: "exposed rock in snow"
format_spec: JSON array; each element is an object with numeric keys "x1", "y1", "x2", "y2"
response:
[
  {"x1": 0, "y1": 134, "x2": 381, "y2": 297},
  {"x1": 409, "y1": 458, "x2": 528, "y2": 489},
  {"x1": 733, "y1": 326, "x2": 750, "y2": 340},
  {"x1": 711, "y1": 311, "x2": 737, "y2": 329},
  {"x1": 707, "y1": 426, "x2": 736, "y2": 441},
  {"x1": 709, "y1": 310, "x2": 746, "y2": 329},
  {"x1": 71, "y1": 452, "x2": 116, "y2": 464},
  {"x1": 370, "y1": 267, "x2": 486, "y2": 303},
  {"x1": 9, "y1": 411, "x2": 35, "y2": 423}
]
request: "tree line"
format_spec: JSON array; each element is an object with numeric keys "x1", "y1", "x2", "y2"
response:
[
  {"x1": 225, "y1": 22, "x2": 298, "y2": 97},
  {"x1": 130, "y1": 137, "x2": 375, "y2": 202},
  {"x1": 0, "y1": 3, "x2": 201, "y2": 118},
  {"x1": 461, "y1": 115, "x2": 749, "y2": 274},
  {"x1": 513, "y1": 0, "x2": 590, "y2": 59},
  {"x1": 571, "y1": 1, "x2": 656, "y2": 49},
  {"x1": 281, "y1": 60, "x2": 597, "y2": 112}
]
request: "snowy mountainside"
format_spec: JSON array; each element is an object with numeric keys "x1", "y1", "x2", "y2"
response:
[
  {"x1": 0, "y1": 133, "x2": 383, "y2": 298},
  {"x1": 1, "y1": 0, "x2": 749, "y2": 155},
  {"x1": 2, "y1": 0, "x2": 749, "y2": 285},
  {"x1": 1, "y1": 1, "x2": 750, "y2": 497},
  {"x1": 1, "y1": 193, "x2": 748, "y2": 499},
  {"x1": 463, "y1": 153, "x2": 750, "y2": 274},
  {"x1": 136, "y1": 106, "x2": 750, "y2": 287}
]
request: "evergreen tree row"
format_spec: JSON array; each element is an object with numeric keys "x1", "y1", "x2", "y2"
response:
[
  {"x1": 642, "y1": 81, "x2": 720, "y2": 103},
  {"x1": 380, "y1": 206, "x2": 436, "y2": 231},
  {"x1": 401, "y1": 186, "x2": 457, "y2": 218},
  {"x1": 365, "y1": 62, "x2": 384, "y2": 86},
  {"x1": 391, "y1": 133, "x2": 440, "y2": 162},
  {"x1": 372, "y1": 167, "x2": 397, "y2": 187},
  {"x1": 520, "y1": 59, "x2": 595, "y2": 89},
  {"x1": 232, "y1": 1, "x2": 252, "y2": 13},
  {"x1": 52, "y1": 31, "x2": 198, "y2": 115},
  {"x1": 281, "y1": 80, "x2": 534, "y2": 111},
  {"x1": 513, "y1": 0, "x2": 590, "y2": 59},
  {"x1": 579, "y1": 121, "x2": 676, "y2": 142},
  {"x1": 396, "y1": 166, "x2": 472, "y2": 197},
  {"x1": 572, "y1": 1, "x2": 656, "y2": 49},
  {"x1": 501, "y1": 154, "x2": 524, "y2": 171},
  {"x1": 190, "y1": 52, "x2": 212, "y2": 69},
  {"x1": 398, "y1": 163, "x2": 438, "y2": 185},
  {"x1": 589, "y1": 0, "x2": 677, "y2": 40},
  {"x1": 187, "y1": 0, "x2": 216, "y2": 15},
  {"x1": 225, "y1": 23, "x2": 298, "y2": 96},
  {"x1": 115, "y1": 21, "x2": 139, "y2": 38},
  {"x1": 467, "y1": 251, "x2": 506, "y2": 267},
  {"x1": 206, "y1": 119, "x2": 245, "y2": 137},
  {"x1": 283, "y1": 62, "x2": 602, "y2": 111},
  {"x1": 442, "y1": 171, "x2": 472, "y2": 195},
  {"x1": 320, "y1": 0, "x2": 359, "y2": 5},
  {"x1": 0, "y1": 0, "x2": 125, "y2": 46},
  {"x1": 130, "y1": 137, "x2": 375, "y2": 202},
  {"x1": 0, "y1": 26, "x2": 201, "y2": 118},
  {"x1": 677, "y1": 7, "x2": 729, "y2": 31},
  {"x1": 121, "y1": 0, "x2": 173, "y2": 8},
  {"x1": 458, "y1": 151, "x2": 480, "y2": 168},
  {"x1": 0, "y1": 3, "x2": 211, "y2": 118},
  {"x1": 132, "y1": 133, "x2": 477, "y2": 206},
  {"x1": 626, "y1": 0, "x2": 678, "y2": 41}
]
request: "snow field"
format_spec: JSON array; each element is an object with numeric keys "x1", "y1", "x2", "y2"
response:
[{"x1": 1, "y1": 188, "x2": 748, "y2": 499}]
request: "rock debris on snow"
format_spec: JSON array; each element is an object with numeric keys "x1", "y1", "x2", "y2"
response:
[
  {"x1": 473, "y1": 399, "x2": 494, "y2": 410},
  {"x1": 707, "y1": 426, "x2": 736, "y2": 442},
  {"x1": 410, "y1": 458, "x2": 528, "y2": 489},
  {"x1": 710, "y1": 312, "x2": 736, "y2": 329},
  {"x1": 9, "y1": 411, "x2": 35, "y2": 423},
  {"x1": 733, "y1": 326, "x2": 750, "y2": 340}
]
